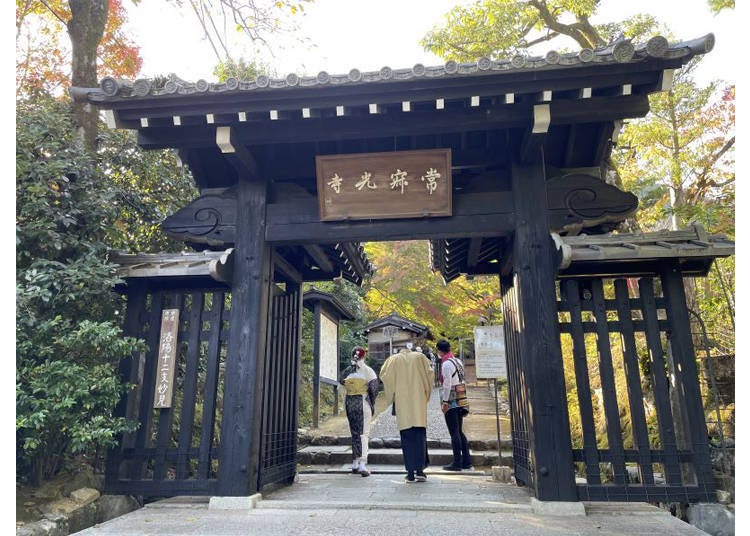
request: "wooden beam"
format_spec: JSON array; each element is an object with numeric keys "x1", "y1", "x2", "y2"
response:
[
  {"x1": 216, "y1": 126, "x2": 259, "y2": 180},
  {"x1": 303, "y1": 244, "x2": 335, "y2": 273},
  {"x1": 466, "y1": 238, "x2": 483, "y2": 269},
  {"x1": 137, "y1": 95, "x2": 650, "y2": 150},
  {"x1": 520, "y1": 104, "x2": 550, "y2": 164},
  {"x1": 563, "y1": 124, "x2": 578, "y2": 168},
  {"x1": 266, "y1": 191, "x2": 516, "y2": 244},
  {"x1": 272, "y1": 250, "x2": 303, "y2": 283}
]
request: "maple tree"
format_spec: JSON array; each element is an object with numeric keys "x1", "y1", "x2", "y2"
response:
[
  {"x1": 16, "y1": 0, "x2": 142, "y2": 97},
  {"x1": 362, "y1": 241, "x2": 501, "y2": 345},
  {"x1": 17, "y1": 0, "x2": 142, "y2": 149},
  {"x1": 613, "y1": 70, "x2": 734, "y2": 235}
]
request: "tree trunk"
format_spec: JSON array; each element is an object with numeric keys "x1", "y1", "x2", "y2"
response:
[{"x1": 67, "y1": 0, "x2": 109, "y2": 151}]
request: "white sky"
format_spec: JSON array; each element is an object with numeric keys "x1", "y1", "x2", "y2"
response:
[{"x1": 125, "y1": 0, "x2": 738, "y2": 86}]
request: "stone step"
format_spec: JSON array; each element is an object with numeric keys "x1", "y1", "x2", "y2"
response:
[
  {"x1": 298, "y1": 435, "x2": 512, "y2": 450},
  {"x1": 297, "y1": 446, "x2": 513, "y2": 467},
  {"x1": 259, "y1": 472, "x2": 534, "y2": 515}
]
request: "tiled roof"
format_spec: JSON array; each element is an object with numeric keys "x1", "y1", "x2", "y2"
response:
[
  {"x1": 303, "y1": 288, "x2": 356, "y2": 321},
  {"x1": 88, "y1": 34, "x2": 713, "y2": 100},
  {"x1": 556, "y1": 224, "x2": 734, "y2": 275},
  {"x1": 112, "y1": 249, "x2": 234, "y2": 284},
  {"x1": 364, "y1": 311, "x2": 430, "y2": 336}
]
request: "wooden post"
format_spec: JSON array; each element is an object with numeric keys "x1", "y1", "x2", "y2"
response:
[
  {"x1": 217, "y1": 176, "x2": 271, "y2": 496},
  {"x1": 106, "y1": 281, "x2": 146, "y2": 485},
  {"x1": 661, "y1": 264, "x2": 717, "y2": 495},
  {"x1": 510, "y1": 152, "x2": 577, "y2": 501}
]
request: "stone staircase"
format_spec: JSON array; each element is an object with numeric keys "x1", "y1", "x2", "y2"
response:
[{"x1": 298, "y1": 383, "x2": 514, "y2": 473}]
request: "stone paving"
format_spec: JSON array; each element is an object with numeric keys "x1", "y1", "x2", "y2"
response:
[
  {"x1": 72, "y1": 473, "x2": 712, "y2": 536},
  {"x1": 369, "y1": 386, "x2": 453, "y2": 442}
]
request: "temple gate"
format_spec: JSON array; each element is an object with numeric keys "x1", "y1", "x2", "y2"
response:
[{"x1": 72, "y1": 33, "x2": 733, "y2": 502}]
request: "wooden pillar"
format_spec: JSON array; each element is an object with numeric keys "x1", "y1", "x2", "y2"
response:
[
  {"x1": 217, "y1": 177, "x2": 271, "y2": 496},
  {"x1": 106, "y1": 281, "x2": 147, "y2": 484},
  {"x1": 661, "y1": 264, "x2": 717, "y2": 495},
  {"x1": 510, "y1": 152, "x2": 577, "y2": 501}
]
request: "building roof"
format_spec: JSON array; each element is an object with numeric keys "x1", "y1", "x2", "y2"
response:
[
  {"x1": 303, "y1": 288, "x2": 356, "y2": 321},
  {"x1": 80, "y1": 34, "x2": 711, "y2": 103},
  {"x1": 364, "y1": 311, "x2": 431, "y2": 338},
  {"x1": 75, "y1": 34, "x2": 720, "y2": 286},
  {"x1": 556, "y1": 224, "x2": 734, "y2": 278},
  {"x1": 111, "y1": 249, "x2": 234, "y2": 289}
]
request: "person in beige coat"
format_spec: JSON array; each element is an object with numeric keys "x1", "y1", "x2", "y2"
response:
[{"x1": 379, "y1": 345, "x2": 433, "y2": 482}]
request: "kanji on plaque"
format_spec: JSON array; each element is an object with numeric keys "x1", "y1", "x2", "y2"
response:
[
  {"x1": 421, "y1": 167, "x2": 441, "y2": 195},
  {"x1": 316, "y1": 149, "x2": 452, "y2": 221},
  {"x1": 153, "y1": 308, "x2": 180, "y2": 409},
  {"x1": 327, "y1": 173, "x2": 343, "y2": 194},
  {"x1": 389, "y1": 169, "x2": 409, "y2": 194},
  {"x1": 355, "y1": 171, "x2": 377, "y2": 191}
]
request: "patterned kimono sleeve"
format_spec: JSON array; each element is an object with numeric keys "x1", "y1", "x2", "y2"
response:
[{"x1": 366, "y1": 377, "x2": 378, "y2": 414}]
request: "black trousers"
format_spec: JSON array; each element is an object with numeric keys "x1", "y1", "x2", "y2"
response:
[
  {"x1": 399, "y1": 427, "x2": 427, "y2": 474},
  {"x1": 444, "y1": 408, "x2": 470, "y2": 466}
]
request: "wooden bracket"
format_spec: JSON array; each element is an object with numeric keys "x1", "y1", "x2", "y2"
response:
[
  {"x1": 303, "y1": 244, "x2": 335, "y2": 273},
  {"x1": 216, "y1": 126, "x2": 259, "y2": 180},
  {"x1": 520, "y1": 104, "x2": 550, "y2": 164}
]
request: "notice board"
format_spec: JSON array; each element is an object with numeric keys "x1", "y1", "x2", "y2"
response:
[{"x1": 474, "y1": 325, "x2": 507, "y2": 380}]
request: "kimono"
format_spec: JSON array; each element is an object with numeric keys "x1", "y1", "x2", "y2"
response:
[{"x1": 341, "y1": 361, "x2": 379, "y2": 470}]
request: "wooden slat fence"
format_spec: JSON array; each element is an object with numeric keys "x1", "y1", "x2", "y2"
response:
[
  {"x1": 105, "y1": 286, "x2": 229, "y2": 496},
  {"x1": 257, "y1": 282, "x2": 302, "y2": 489},
  {"x1": 557, "y1": 275, "x2": 716, "y2": 502}
]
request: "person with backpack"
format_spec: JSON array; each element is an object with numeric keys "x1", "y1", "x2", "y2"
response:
[{"x1": 437, "y1": 339, "x2": 472, "y2": 471}]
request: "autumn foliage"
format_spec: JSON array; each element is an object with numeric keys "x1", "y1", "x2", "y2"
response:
[{"x1": 16, "y1": 0, "x2": 142, "y2": 96}]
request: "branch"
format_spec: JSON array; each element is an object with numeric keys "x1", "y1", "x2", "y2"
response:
[
  {"x1": 687, "y1": 136, "x2": 735, "y2": 201},
  {"x1": 529, "y1": 0, "x2": 592, "y2": 49},
  {"x1": 575, "y1": 14, "x2": 606, "y2": 48},
  {"x1": 39, "y1": 0, "x2": 68, "y2": 25},
  {"x1": 524, "y1": 31, "x2": 561, "y2": 48},
  {"x1": 187, "y1": 0, "x2": 223, "y2": 63}
]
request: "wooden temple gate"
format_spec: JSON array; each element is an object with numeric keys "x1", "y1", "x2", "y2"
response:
[{"x1": 74, "y1": 33, "x2": 733, "y2": 502}]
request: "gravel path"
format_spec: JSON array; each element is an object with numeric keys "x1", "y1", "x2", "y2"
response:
[{"x1": 369, "y1": 387, "x2": 452, "y2": 441}]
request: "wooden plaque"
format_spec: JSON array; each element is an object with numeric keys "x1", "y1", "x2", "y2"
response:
[
  {"x1": 316, "y1": 149, "x2": 452, "y2": 221},
  {"x1": 153, "y1": 308, "x2": 180, "y2": 409}
]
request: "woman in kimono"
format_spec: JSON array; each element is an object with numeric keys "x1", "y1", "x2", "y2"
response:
[{"x1": 341, "y1": 346, "x2": 379, "y2": 477}]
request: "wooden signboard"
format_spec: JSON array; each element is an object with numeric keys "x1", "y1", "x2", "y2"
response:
[
  {"x1": 316, "y1": 149, "x2": 452, "y2": 221},
  {"x1": 153, "y1": 308, "x2": 180, "y2": 408},
  {"x1": 318, "y1": 311, "x2": 339, "y2": 384}
]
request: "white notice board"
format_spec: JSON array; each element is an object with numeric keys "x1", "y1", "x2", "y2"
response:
[
  {"x1": 473, "y1": 325, "x2": 507, "y2": 379},
  {"x1": 319, "y1": 312, "x2": 339, "y2": 383}
]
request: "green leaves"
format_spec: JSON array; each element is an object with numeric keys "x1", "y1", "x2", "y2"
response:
[{"x1": 16, "y1": 93, "x2": 192, "y2": 483}]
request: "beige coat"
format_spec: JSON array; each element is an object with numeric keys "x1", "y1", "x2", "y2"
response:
[{"x1": 379, "y1": 348, "x2": 433, "y2": 431}]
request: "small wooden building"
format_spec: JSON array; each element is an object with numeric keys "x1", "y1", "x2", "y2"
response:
[
  {"x1": 73, "y1": 32, "x2": 734, "y2": 503},
  {"x1": 364, "y1": 311, "x2": 432, "y2": 366}
]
